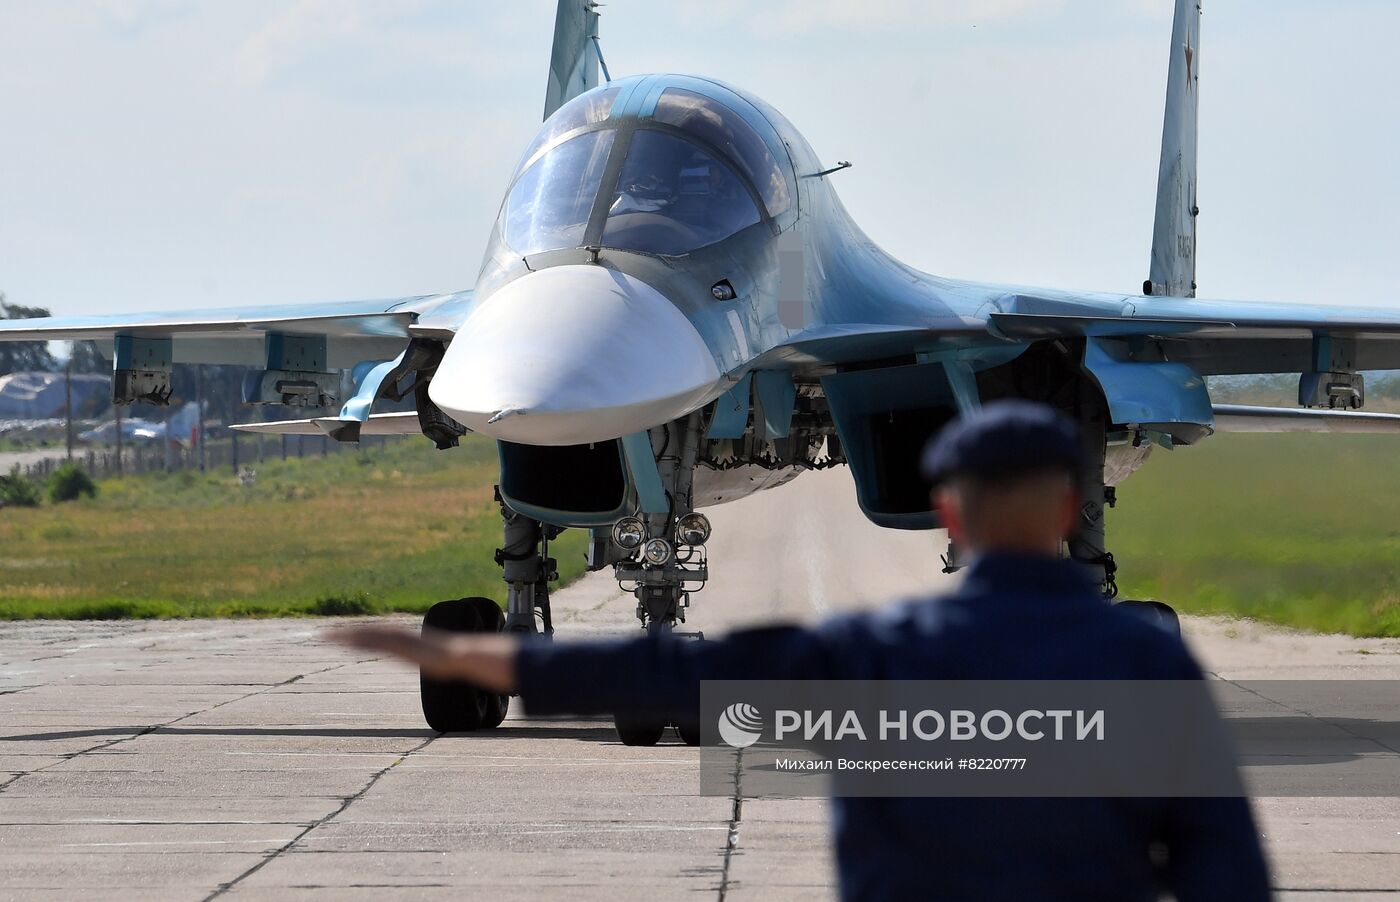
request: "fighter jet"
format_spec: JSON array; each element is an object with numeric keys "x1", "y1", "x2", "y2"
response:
[
  {"x1": 5, "y1": 0, "x2": 1400, "y2": 743},
  {"x1": 77, "y1": 402, "x2": 201, "y2": 447}
]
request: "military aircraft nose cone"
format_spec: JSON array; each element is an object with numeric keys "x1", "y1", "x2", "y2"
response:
[{"x1": 429, "y1": 265, "x2": 724, "y2": 445}]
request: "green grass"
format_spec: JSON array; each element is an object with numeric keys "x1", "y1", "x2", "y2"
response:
[
  {"x1": 0, "y1": 436, "x2": 587, "y2": 619},
  {"x1": 1112, "y1": 433, "x2": 1400, "y2": 637},
  {"x1": 5, "y1": 430, "x2": 1400, "y2": 637}
]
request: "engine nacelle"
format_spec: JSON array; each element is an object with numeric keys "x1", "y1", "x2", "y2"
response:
[{"x1": 821, "y1": 361, "x2": 960, "y2": 530}]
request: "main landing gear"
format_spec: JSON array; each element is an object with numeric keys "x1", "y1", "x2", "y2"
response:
[
  {"x1": 417, "y1": 491, "x2": 561, "y2": 732},
  {"x1": 417, "y1": 417, "x2": 715, "y2": 744},
  {"x1": 1070, "y1": 410, "x2": 1183, "y2": 636},
  {"x1": 1073, "y1": 409, "x2": 1182, "y2": 636},
  {"x1": 418, "y1": 597, "x2": 510, "y2": 732},
  {"x1": 1068, "y1": 479, "x2": 1180, "y2": 634},
  {"x1": 939, "y1": 400, "x2": 1182, "y2": 637}
]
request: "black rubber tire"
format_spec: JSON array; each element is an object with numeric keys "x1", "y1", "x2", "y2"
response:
[
  {"x1": 1116, "y1": 599, "x2": 1182, "y2": 636},
  {"x1": 466, "y1": 598, "x2": 510, "y2": 729},
  {"x1": 613, "y1": 618, "x2": 676, "y2": 745},
  {"x1": 420, "y1": 598, "x2": 498, "y2": 732},
  {"x1": 614, "y1": 713, "x2": 667, "y2": 746}
]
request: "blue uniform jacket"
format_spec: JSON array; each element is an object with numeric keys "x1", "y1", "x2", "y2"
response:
[{"x1": 517, "y1": 552, "x2": 1272, "y2": 902}]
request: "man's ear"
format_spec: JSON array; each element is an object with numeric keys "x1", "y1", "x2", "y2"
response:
[{"x1": 934, "y1": 487, "x2": 967, "y2": 544}]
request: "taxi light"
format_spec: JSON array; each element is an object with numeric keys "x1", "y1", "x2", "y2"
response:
[
  {"x1": 612, "y1": 517, "x2": 645, "y2": 550},
  {"x1": 643, "y1": 538, "x2": 673, "y2": 567},
  {"x1": 676, "y1": 512, "x2": 711, "y2": 546}
]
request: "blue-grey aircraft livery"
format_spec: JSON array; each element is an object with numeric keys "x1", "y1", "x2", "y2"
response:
[{"x1": 6, "y1": 1, "x2": 1400, "y2": 741}]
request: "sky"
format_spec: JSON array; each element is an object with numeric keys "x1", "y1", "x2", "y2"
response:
[{"x1": 1, "y1": 0, "x2": 1398, "y2": 317}]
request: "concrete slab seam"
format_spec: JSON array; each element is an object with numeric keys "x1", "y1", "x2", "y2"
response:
[
  {"x1": 0, "y1": 659, "x2": 369, "y2": 794},
  {"x1": 201, "y1": 733, "x2": 439, "y2": 900}
]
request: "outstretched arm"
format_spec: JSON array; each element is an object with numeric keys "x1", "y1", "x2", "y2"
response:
[
  {"x1": 327, "y1": 619, "x2": 846, "y2": 718},
  {"x1": 327, "y1": 625, "x2": 520, "y2": 693}
]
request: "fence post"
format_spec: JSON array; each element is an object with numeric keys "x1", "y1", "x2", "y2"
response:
[
  {"x1": 196, "y1": 365, "x2": 206, "y2": 472},
  {"x1": 65, "y1": 358, "x2": 74, "y2": 462}
]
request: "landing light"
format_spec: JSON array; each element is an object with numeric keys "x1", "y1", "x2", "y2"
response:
[
  {"x1": 676, "y1": 512, "x2": 711, "y2": 546},
  {"x1": 643, "y1": 538, "x2": 673, "y2": 567},
  {"x1": 612, "y1": 517, "x2": 645, "y2": 550}
]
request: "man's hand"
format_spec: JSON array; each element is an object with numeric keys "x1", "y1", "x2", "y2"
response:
[
  {"x1": 325, "y1": 625, "x2": 457, "y2": 675},
  {"x1": 325, "y1": 625, "x2": 520, "y2": 693}
]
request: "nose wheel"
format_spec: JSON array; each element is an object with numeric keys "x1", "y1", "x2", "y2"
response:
[
  {"x1": 614, "y1": 714, "x2": 669, "y2": 747},
  {"x1": 606, "y1": 594, "x2": 707, "y2": 746},
  {"x1": 612, "y1": 717, "x2": 703, "y2": 746}
]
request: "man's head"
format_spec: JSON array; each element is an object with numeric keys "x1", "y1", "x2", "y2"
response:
[{"x1": 920, "y1": 401, "x2": 1087, "y2": 557}]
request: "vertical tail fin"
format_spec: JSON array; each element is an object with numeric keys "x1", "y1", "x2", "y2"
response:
[
  {"x1": 166, "y1": 401, "x2": 200, "y2": 448},
  {"x1": 1146, "y1": 0, "x2": 1201, "y2": 298},
  {"x1": 543, "y1": 0, "x2": 602, "y2": 121}
]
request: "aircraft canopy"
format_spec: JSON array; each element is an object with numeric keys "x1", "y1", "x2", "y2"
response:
[{"x1": 501, "y1": 84, "x2": 789, "y2": 258}]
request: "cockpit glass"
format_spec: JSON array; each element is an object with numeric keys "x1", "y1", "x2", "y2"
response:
[
  {"x1": 513, "y1": 87, "x2": 619, "y2": 177},
  {"x1": 601, "y1": 130, "x2": 761, "y2": 256},
  {"x1": 504, "y1": 129, "x2": 615, "y2": 257},
  {"x1": 651, "y1": 88, "x2": 791, "y2": 217}
]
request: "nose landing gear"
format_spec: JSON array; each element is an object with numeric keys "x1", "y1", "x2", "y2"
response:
[
  {"x1": 609, "y1": 535, "x2": 709, "y2": 746},
  {"x1": 606, "y1": 416, "x2": 711, "y2": 746}
]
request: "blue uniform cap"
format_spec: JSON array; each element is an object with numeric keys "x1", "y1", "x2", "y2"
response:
[{"x1": 920, "y1": 400, "x2": 1086, "y2": 485}]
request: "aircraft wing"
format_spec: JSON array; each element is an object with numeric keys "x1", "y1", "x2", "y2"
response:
[
  {"x1": 982, "y1": 288, "x2": 1400, "y2": 376},
  {"x1": 760, "y1": 288, "x2": 1400, "y2": 375},
  {"x1": 1211, "y1": 404, "x2": 1400, "y2": 434},
  {"x1": 0, "y1": 290, "x2": 476, "y2": 367},
  {"x1": 231, "y1": 411, "x2": 423, "y2": 439}
]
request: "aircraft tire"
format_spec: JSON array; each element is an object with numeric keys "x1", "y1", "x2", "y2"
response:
[
  {"x1": 614, "y1": 713, "x2": 667, "y2": 746},
  {"x1": 466, "y1": 597, "x2": 510, "y2": 729},
  {"x1": 419, "y1": 597, "x2": 504, "y2": 732},
  {"x1": 1115, "y1": 599, "x2": 1182, "y2": 636}
]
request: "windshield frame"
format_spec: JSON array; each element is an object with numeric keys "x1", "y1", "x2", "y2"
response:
[
  {"x1": 591, "y1": 124, "x2": 773, "y2": 257},
  {"x1": 510, "y1": 86, "x2": 620, "y2": 182},
  {"x1": 503, "y1": 121, "x2": 776, "y2": 259},
  {"x1": 503, "y1": 128, "x2": 617, "y2": 259},
  {"x1": 500, "y1": 83, "x2": 793, "y2": 260},
  {"x1": 649, "y1": 87, "x2": 792, "y2": 219}
]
